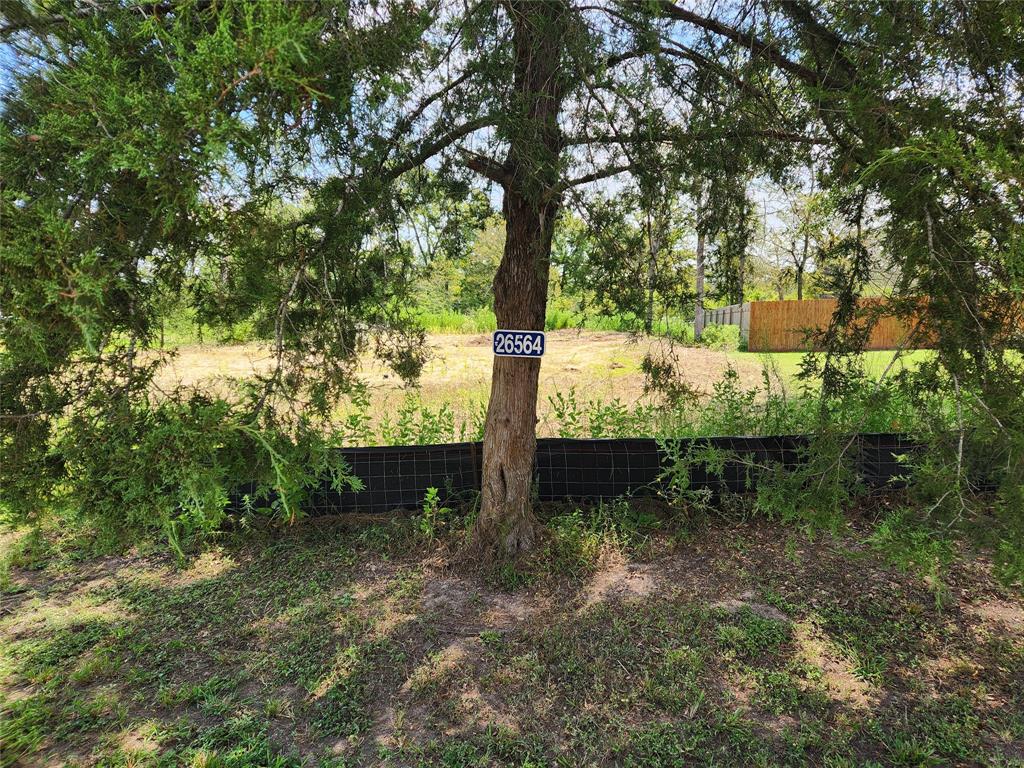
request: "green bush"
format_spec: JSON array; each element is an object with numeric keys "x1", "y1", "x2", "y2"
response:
[
  {"x1": 697, "y1": 323, "x2": 740, "y2": 351},
  {"x1": 47, "y1": 395, "x2": 359, "y2": 554}
]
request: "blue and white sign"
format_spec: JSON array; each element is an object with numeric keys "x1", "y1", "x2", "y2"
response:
[{"x1": 493, "y1": 329, "x2": 545, "y2": 358}]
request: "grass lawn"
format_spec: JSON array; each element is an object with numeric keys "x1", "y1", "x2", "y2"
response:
[
  {"x1": 2, "y1": 508, "x2": 1022, "y2": 767},
  {"x1": 730, "y1": 350, "x2": 934, "y2": 385}
]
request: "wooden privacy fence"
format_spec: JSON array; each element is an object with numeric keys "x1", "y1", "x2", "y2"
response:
[
  {"x1": 705, "y1": 298, "x2": 918, "y2": 352},
  {"x1": 746, "y1": 298, "x2": 916, "y2": 352}
]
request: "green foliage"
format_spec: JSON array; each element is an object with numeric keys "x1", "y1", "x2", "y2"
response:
[
  {"x1": 0, "y1": 694, "x2": 51, "y2": 766},
  {"x1": 541, "y1": 499, "x2": 661, "y2": 576},
  {"x1": 415, "y1": 487, "x2": 452, "y2": 541},
  {"x1": 3, "y1": 0, "x2": 1023, "y2": 567},
  {"x1": 412, "y1": 306, "x2": 696, "y2": 340},
  {"x1": 696, "y1": 323, "x2": 740, "y2": 351},
  {"x1": 707, "y1": 194, "x2": 755, "y2": 306},
  {"x1": 332, "y1": 369, "x2": 925, "y2": 453},
  {"x1": 751, "y1": 448, "x2": 857, "y2": 532},
  {"x1": 47, "y1": 393, "x2": 359, "y2": 553},
  {"x1": 868, "y1": 507, "x2": 955, "y2": 604},
  {"x1": 0, "y1": 0, "x2": 429, "y2": 549},
  {"x1": 411, "y1": 211, "x2": 501, "y2": 315},
  {"x1": 555, "y1": 194, "x2": 694, "y2": 334},
  {"x1": 377, "y1": 395, "x2": 485, "y2": 445},
  {"x1": 649, "y1": 368, "x2": 979, "y2": 533},
  {"x1": 715, "y1": 608, "x2": 791, "y2": 659},
  {"x1": 547, "y1": 389, "x2": 658, "y2": 440},
  {"x1": 543, "y1": 511, "x2": 606, "y2": 577},
  {"x1": 415, "y1": 308, "x2": 498, "y2": 334}
]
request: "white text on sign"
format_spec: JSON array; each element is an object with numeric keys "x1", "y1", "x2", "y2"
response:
[{"x1": 493, "y1": 330, "x2": 545, "y2": 358}]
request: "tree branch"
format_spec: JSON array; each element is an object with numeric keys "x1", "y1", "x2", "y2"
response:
[
  {"x1": 378, "y1": 68, "x2": 477, "y2": 172},
  {"x1": 1, "y1": 1, "x2": 194, "y2": 37},
  {"x1": 557, "y1": 163, "x2": 635, "y2": 193},
  {"x1": 777, "y1": 0, "x2": 856, "y2": 85},
  {"x1": 564, "y1": 127, "x2": 827, "y2": 147},
  {"x1": 459, "y1": 148, "x2": 511, "y2": 186},
  {"x1": 647, "y1": 0, "x2": 823, "y2": 87},
  {"x1": 383, "y1": 115, "x2": 494, "y2": 180}
]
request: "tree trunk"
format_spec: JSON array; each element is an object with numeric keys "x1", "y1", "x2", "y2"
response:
[
  {"x1": 473, "y1": 193, "x2": 556, "y2": 556},
  {"x1": 694, "y1": 229, "x2": 706, "y2": 340},
  {"x1": 645, "y1": 211, "x2": 657, "y2": 335},
  {"x1": 737, "y1": 249, "x2": 746, "y2": 305},
  {"x1": 470, "y1": 0, "x2": 566, "y2": 559},
  {"x1": 797, "y1": 229, "x2": 809, "y2": 300}
]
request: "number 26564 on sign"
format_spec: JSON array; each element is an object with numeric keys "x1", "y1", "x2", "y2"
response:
[{"x1": 493, "y1": 330, "x2": 545, "y2": 358}]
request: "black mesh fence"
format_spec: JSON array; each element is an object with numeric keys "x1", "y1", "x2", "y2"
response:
[{"x1": 292, "y1": 433, "x2": 917, "y2": 515}]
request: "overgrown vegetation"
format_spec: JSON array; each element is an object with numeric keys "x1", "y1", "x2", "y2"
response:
[
  {"x1": 3, "y1": 0, "x2": 1022, "y2": 560},
  {"x1": 2, "y1": 0, "x2": 1022, "y2": 761},
  {"x1": 3, "y1": 349, "x2": 1020, "y2": 586}
]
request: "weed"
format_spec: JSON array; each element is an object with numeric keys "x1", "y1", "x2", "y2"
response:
[
  {"x1": 479, "y1": 630, "x2": 504, "y2": 653},
  {"x1": 535, "y1": 500, "x2": 662, "y2": 579},
  {"x1": 487, "y1": 560, "x2": 537, "y2": 591},
  {"x1": 642, "y1": 646, "x2": 706, "y2": 714},
  {"x1": 264, "y1": 696, "x2": 290, "y2": 718},
  {"x1": 69, "y1": 646, "x2": 118, "y2": 685},
  {"x1": 543, "y1": 511, "x2": 604, "y2": 576},
  {"x1": 415, "y1": 487, "x2": 452, "y2": 541},
  {"x1": 869, "y1": 507, "x2": 954, "y2": 606},
  {"x1": 0, "y1": 695, "x2": 52, "y2": 767},
  {"x1": 714, "y1": 608, "x2": 791, "y2": 659},
  {"x1": 698, "y1": 323, "x2": 741, "y2": 351}
]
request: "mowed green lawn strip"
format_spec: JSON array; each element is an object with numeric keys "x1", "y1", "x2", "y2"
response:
[
  {"x1": 1, "y1": 512, "x2": 1021, "y2": 767},
  {"x1": 730, "y1": 350, "x2": 935, "y2": 387}
]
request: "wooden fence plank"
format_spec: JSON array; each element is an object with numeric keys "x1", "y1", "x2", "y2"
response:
[{"x1": 746, "y1": 298, "x2": 918, "y2": 352}]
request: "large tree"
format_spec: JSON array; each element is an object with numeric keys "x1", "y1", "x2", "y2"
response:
[
  {"x1": 3, "y1": 0, "x2": 1020, "y2": 552},
  {"x1": 2, "y1": 0, "x2": 799, "y2": 555}
]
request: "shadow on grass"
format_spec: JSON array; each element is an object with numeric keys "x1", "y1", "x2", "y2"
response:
[{"x1": 1, "y1": 517, "x2": 1022, "y2": 767}]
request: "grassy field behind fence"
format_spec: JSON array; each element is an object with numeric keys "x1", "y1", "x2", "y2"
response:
[{"x1": 153, "y1": 331, "x2": 934, "y2": 443}]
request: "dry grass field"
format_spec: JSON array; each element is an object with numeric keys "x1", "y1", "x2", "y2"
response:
[{"x1": 153, "y1": 331, "x2": 774, "y2": 437}]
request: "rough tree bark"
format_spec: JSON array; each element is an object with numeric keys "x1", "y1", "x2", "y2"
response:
[{"x1": 470, "y1": 0, "x2": 566, "y2": 558}]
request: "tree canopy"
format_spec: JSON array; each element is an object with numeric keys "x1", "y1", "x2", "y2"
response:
[{"x1": 2, "y1": 0, "x2": 1022, "y2": 553}]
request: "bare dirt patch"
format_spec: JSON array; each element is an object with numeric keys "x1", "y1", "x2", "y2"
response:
[
  {"x1": 969, "y1": 598, "x2": 1024, "y2": 635},
  {"x1": 712, "y1": 589, "x2": 790, "y2": 622},
  {"x1": 794, "y1": 618, "x2": 877, "y2": 710},
  {"x1": 151, "y1": 331, "x2": 764, "y2": 436},
  {"x1": 580, "y1": 556, "x2": 657, "y2": 609}
]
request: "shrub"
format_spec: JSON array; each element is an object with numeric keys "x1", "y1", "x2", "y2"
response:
[
  {"x1": 45, "y1": 394, "x2": 359, "y2": 554},
  {"x1": 697, "y1": 323, "x2": 740, "y2": 351}
]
